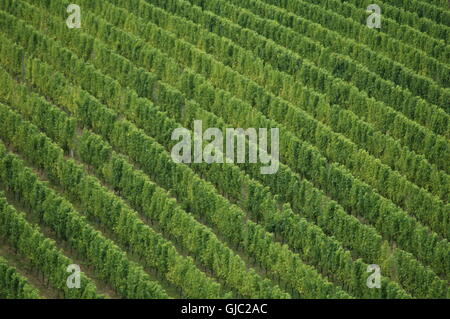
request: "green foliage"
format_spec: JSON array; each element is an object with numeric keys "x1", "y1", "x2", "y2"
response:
[
  {"x1": 0, "y1": 0, "x2": 447, "y2": 300},
  {"x1": 0, "y1": 256, "x2": 41, "y2": 299},
  {"x1": 0, "y1": 192, "x2": 101, "y2": 298},
  {"x1": 0, "y1": 138, "x2": 169, "y2": 299}
]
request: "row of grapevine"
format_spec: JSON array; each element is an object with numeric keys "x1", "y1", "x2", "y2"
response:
[
  {"x1": 255, "y1": 0, "x2": 450, "y2": 88},
  {"x1": 55, "y1": 38, "x2": 447, "y2": 297},
  {"x1": 0, "y1": 138, "x2": 170, "y2": 299},
  {"x1": 384, "y1": 0, "x2": 450, "y2": 26},
  {"x1": 307, "y1": 0, "x2": 450, "y2": 65},
  {"x1": 352, "y1": 0, "x2": 449, "y2": 42},
  {"x1": 0, "y1": 46, "x2": 290, "y2": 298},
  {"x1": 0, "y1": 91, "x2": 236, "y2": 298},
  {"x1": 0, "y1": 26, "x2": 388, "y2": 298},
  {"x1": 177, "y1": 0, "x2": 449, "y2": 136},
  {"x1": 101, "y1": 0, "x2": 450, "y2": 177},
  {"x1": 1, "y1": 31, "x2": 415, "y2": 298},
  {"x1": 14, "y1": 0, "x2": 447, "y2": 182},
  {"x1": 110, "y1": 0, "x2": 450, "y2": 204},
  {"x1": 54, "y1": 5, "x2": 448, "y2": 276},
  {"x1": 78, "y1": 133, "x2": 293, "y2": 299},
  {"x1": 0, "y1": 186, "x2": 102, "y2": 298},
  {"x1": 181, "y1": 0, "x2": 449, "y2": 117},
  {"x1": 0, "y1": 255, "x2": 40, "y2": 299},
  {"x1": 424, "y1": 0, "x2": 449, "y2": 10},
  {"x1": 0, "y1": 5, "x2": 446, "y2": 298},
  {"x1": 49, "y1": 0, "x2": 450, "y2": 239},
  {"x1": 0, "y1": 0, "x2": 447, "y2": 300},
  {"x1": 9, "y1": 0, "x2": 446, "y2": 280},
  {"x1": 253, "y1": 0, "x2": 449, "y2": 87},
  {"x1": 0, "y1": 40, "x2": 349, "y2": 298}
]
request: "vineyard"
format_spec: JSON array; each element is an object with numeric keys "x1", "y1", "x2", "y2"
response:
[{"x1": 0, "y1": 0, "x2": 448, "y2": 299}]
